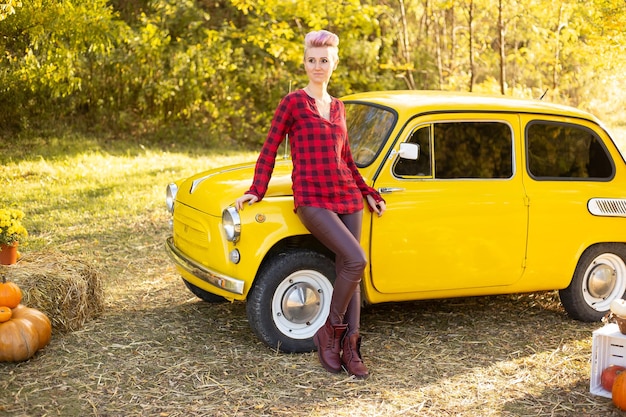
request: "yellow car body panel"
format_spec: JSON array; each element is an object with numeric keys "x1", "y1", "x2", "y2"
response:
[
  {"x1": 366, "y1": 112, "x2": 527, "y2": 301},
  {"x1": 518, "y1": 114, "x2": 626, "y2": 288}
]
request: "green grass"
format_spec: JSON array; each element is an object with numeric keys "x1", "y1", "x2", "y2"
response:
[{"x1": 0, "y1": 134, "x2": 255, "y2": 257}]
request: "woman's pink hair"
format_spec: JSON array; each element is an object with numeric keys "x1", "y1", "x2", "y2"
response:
[{"x1": 304, "y1": 30, "x2": 339, "y2": 61}]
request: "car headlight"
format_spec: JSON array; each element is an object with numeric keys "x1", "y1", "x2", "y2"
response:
[
  {"x1": 166, "y1": 183, "x2": 178, "y2": 213},
  {"x1": 222, "y1": 206, "x2": 241, "y2": 243}
]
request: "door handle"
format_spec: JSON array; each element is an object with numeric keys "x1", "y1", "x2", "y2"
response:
[{"x1": 378, "y1": 187, "x2": 405, "y2": 194}]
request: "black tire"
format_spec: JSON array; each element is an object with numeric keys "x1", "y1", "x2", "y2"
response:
[
  {"x1": 246, "y1": 250, "x2": 335, "y2": 353},
  {"x1": 182, "y1": 279, "x2": 226, "y2": 303},
  {"x1": 559, "y1": 244, "x2": 626, "y2": 322}
]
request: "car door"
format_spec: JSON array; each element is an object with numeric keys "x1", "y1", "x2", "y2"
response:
[
  {"x1": 520, "y1": 115, "x2": 619, "y2": 285},
  {"x1": 369, "y1": 114, "x2": 528, "y2": 295}
]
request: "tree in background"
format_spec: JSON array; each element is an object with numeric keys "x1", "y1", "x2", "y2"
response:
[
  {"x1": 0, "y1": 0, "x2": 20, "y2": 21},
  {"x1": 0, "y1": 0, "x2": 624, "y2": 145},
  {"x1": 0, "y1": 0, "x2": 122, "y2": 128}
]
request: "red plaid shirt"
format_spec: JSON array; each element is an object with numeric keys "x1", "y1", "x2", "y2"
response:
[{"x1": 246, "y1": 89, "x2": 383, "y2": 214}]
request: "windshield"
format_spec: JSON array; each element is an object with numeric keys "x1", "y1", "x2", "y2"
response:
[{"x1": 345, "y1": 102, "x2": 397, "y2": 167}]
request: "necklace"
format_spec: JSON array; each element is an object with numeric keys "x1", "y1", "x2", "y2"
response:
[{"x1": 305, "y1": 87, "x2": 331, "y2": 120}]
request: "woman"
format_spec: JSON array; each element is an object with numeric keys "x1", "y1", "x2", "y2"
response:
[{"x1": 235, "y1": 30, "x2": 385, "y2": 379}]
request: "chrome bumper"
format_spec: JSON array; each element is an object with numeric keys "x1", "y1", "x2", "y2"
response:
[{"x1": 165, "y1": 237, "x2": 245, "y2": 295}]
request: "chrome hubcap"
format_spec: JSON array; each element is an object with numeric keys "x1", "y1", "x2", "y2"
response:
[
  {"x1": 587, "y1": 263, "x2": 617, "y2": 299},
  {"x1": 281, "y1": 282, "x2": 321, "y2": 324}
]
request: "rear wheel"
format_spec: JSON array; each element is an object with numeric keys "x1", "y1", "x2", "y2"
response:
[
  {"x1": 559, "y1": 244, "x2": 626, "y2": 321},
  {"x1": 246, "y1": 250, "x2": 335, "y2": 353}
]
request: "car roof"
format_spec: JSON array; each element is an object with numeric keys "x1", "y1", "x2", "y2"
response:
[{"x1": 341, "y1": 90, "x2": 601, "y2": 124}]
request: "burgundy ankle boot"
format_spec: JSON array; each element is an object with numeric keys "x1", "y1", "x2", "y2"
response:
[
  {"x1": 341, "y1": 333, "x2": 369, "y2": 379},
  {"x1": 313, "y1": 319, "x2": 348, "y2": 373}
]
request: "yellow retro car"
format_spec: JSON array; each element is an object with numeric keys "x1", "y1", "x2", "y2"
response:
[{"x1": 166, "y1": 90, "x2": 626, "y2": 353}]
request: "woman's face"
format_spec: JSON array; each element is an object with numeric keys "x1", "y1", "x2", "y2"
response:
[{"x1": 304, "y1": 46, "x2": 338, "y2": 85}]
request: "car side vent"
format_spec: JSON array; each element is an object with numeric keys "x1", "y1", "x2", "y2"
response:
[{"x1": 588, "y1": 198, "x2": 626, "y2": 217}]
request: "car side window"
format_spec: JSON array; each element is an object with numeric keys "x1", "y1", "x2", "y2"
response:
[
  {"x1": 526, "y1": 122, "x2": 614, "y2": 180},
  {"x1": 433, "y1": 122, "x2": 513, "y2": 179},
  {"x1": 394, "y1": 126, "x2": 432, "y2": 177}
]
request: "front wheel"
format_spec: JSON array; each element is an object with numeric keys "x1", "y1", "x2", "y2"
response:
[
  {"x1": 559, "y1": 244, "x2": 626, "y2": 322},
  {"x1": 246, "y1": 250, "x2": 335, "y2": 353}
]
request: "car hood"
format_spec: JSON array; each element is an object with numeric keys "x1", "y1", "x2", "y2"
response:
[{"x1": 174, "y1": 159, "x2": 294, "y2": 216}]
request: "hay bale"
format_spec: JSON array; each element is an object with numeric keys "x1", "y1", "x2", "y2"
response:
[{"x1": 1, "y1": 250, "x2": 105, "y2": 333}]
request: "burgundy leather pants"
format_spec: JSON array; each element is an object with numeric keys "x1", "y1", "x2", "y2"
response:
[{"x1": 297, "y1": 206, "x2": 365, "y2": 336}]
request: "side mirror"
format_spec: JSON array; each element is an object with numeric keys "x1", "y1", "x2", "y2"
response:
[{"x1": 399, "y1": 143, "x2": 419, "y2": 160}]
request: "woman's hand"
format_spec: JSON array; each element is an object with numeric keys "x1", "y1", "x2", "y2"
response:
[
  {"x1": 366, "y1": 195, "x2": 386, "y2": 217},
  {"x1": 235, "y1": 194, "x2": 259, "y2": 211}
]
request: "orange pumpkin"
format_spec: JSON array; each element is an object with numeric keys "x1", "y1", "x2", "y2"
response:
[
  {"x1": 613, "y1": 370, "x2": 626, "y2": 410},
  {"x1": 0, "y1": 306, "x2": 11, "y2": 322},
  {"x1": 0, "y1": 277, "x2": 22, "y2": 308},
  {"x1": 0, "y1": 304, "x2": 51, "y2": 362}
]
